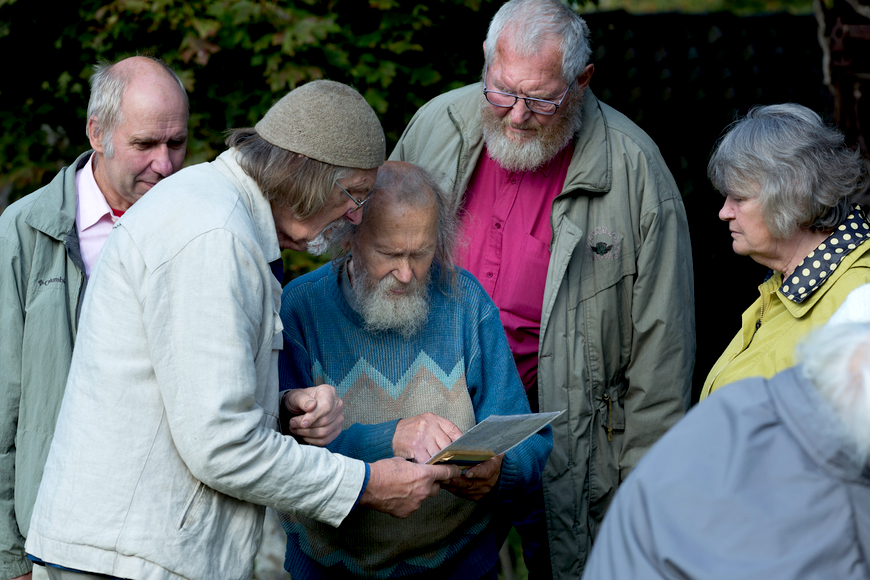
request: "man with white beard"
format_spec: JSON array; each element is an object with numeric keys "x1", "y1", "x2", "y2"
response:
[
  {"x1": 582, "y1": 289, "x2": 870, "y2": 579},
  {"x1": 276, "y1": 161, "x2": 552, "y2": 579},
  {"x1": 390, "y1": 0, "x2": 695, "y2": 575}
]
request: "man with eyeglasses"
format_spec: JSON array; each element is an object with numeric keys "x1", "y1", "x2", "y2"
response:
[
  {"x1": 24, "y1": 81, "x2": 460, "y2": 580},
  {"x1": 391, "y1": 0, "x2": 695, "y2": 577}
]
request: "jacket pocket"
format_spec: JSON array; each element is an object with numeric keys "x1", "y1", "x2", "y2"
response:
[
  {"x1": 573, "y1": 227, "x2": 636, "y2": 302},
  {"x1": 177, "y1": 480, "x2": 208, "y2": 532}
]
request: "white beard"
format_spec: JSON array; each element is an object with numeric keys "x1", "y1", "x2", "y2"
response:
[
  {"x1": 305, "y1": 220, "x2": 344, "y2": 256},
  {"x1": 479, "y1": 89, "x2": 584, "y2": 172},
  {"x1": 352, "y1": 261, "x2": 430, "y2": 338}
]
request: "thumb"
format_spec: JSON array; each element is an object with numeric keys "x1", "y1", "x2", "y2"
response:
[{"x1": 299, "y1": 395, "x2": 317, "y2": 412}]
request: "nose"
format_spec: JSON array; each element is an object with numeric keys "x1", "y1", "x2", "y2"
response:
[
  {"x1": 344, "y1": 206, "x2": 363, "y2": 225},
  {"x1": 718, "y1": 196, "x2": 734, "y2": 221},
  {"x1": 508, "y1": 99, "x2": 532, "y2": 125},
  {"x1": 150, "y1": 145, "x2": 173, "y2": 178},
  {"x1": 393, "y1": 261, "x2": 413, "y2": 285}
]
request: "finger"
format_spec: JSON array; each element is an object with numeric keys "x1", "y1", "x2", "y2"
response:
[
  {"x1": 436, "y1": 416, "x2": 464, "y2": 441},
  {"x1": 431, "y1": 464, "x2": 461, "y2": 481}
]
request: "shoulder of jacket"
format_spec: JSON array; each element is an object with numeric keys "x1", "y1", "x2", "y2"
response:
[
  {"x1": 0, "y1": 159, "x2": 81, "y2": 244},
  {"x1": 408, "y1": 84, "x2": 481, "y2": 131},
  {"x1": 595, "y1": 99, "x2": 666, "y2": 159}
]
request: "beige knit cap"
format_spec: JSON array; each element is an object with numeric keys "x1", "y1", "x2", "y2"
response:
[{"x1": 255, "y1": 80, "x2": 385, "y2": 170}]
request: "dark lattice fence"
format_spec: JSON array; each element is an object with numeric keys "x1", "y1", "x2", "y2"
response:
[{"x1": 579, "y1": 11, "x2": 831, "y2": 400}]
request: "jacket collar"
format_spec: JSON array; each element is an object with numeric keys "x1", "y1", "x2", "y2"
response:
[
  {"x1": 779, "y1": 205, "x2": 869, "y2": 304},
  {"x1": 562, "y1": 91, "x2": 611, "y2": 195},
  {"x1": 25, "y1": 150, "x2": 93, "y2": 241},
  {"x1": 769, "y1": 205, "x2": 870, "y2": 319},
  {"x1": 212, "y1": 148, "x2": 282, "y2": 264},
  {"x1": 768, "y1": 366, "x2": 870, "y2": 482}
]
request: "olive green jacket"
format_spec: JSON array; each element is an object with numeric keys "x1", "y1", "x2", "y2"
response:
[
  {"x1": 391, "y1": 85, "x2": 695, "y2": 578},
  {"x1": 0, "y1": 151, "x2": 91, "y2": 579}
]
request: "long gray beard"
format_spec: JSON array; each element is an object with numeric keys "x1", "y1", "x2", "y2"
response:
[
  {"x1": 479, "y1": 89, "x2": 584, "y2": 173},
  {"x1": 352, "y1": 263, "x2": 430, "y2": 339}
]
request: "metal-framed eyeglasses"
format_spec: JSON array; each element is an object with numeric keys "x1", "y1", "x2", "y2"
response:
[
  {"x1": 482, "y1": 64, "x2": 575, "y2": 116},
  {"x1": 334, "y1": 179, "x2": 374, "y2": 213}
]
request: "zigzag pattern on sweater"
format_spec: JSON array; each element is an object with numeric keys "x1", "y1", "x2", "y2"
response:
[{"x1": 312, "y1": 352, "x2": 465, "y2": 400}]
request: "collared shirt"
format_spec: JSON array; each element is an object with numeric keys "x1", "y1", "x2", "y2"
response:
[
  {"x1": 458, "y1": 143, "x2": 574, "y2": 391},
  {"x1": 74, "y1": 153, "x2": 117, "y2": 277}
]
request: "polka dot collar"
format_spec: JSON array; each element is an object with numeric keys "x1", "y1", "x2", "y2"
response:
[{"x1": 781, "y1": 204, "x2": 870, "y2": 303}]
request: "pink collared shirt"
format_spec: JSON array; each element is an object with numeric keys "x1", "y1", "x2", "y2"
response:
[
  {"x1": 457, "y1": 144, "x2": 574, "y2": 392},
  {"x1": 75, "y1": 153, "x2": 118, "y2": 277}
]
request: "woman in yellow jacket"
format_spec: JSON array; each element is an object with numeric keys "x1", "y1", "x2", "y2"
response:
[{"x1": 701, "y1": 103, "x2": 870, "y2": 399}]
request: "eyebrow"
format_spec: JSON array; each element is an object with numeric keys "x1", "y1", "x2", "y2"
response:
[
  {"x1": 492, "y1": 77, "x2": 561, "y2": 100},
  {"x1": 129, "y1": 133, "x2": 188, "y2": 144}
]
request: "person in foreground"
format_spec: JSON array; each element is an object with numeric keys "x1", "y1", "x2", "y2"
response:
[
  {"x1": 278, "y1": 161, "x2": 552, "y2": 579},
  {"x1": 701, "y1": 103, "x2": 870, "y2": 398},
  {"x1": 0, "y1": 56, "x2": 188, "y2": 580},
  {"x1": 24, "y1": 81, "x2": 459, "y2": 580},
  {"x1": 390, "y1": 0, "x2": 695, "y2": 575},
  {"x1": 583, "y1": 292, "x2": 870, "y2": 579}
]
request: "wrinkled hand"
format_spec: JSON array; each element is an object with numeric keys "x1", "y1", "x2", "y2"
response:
[
  {"x1": 442, "y1": 454, "x2": 504, "y2": 501},
  {"x1": 361, "y1": 457, "x2": 461, "y2": 518},
  {"x1": 393, "y1": 412, "x2": 463, "y2": 464},
  {"x1": 282, "y1": 385, "x2": 344, "y2": 446}
]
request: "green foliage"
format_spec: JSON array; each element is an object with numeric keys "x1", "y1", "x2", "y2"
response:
[{"x1": 0, "y1": 0, "x2": 502, "y2": 223}]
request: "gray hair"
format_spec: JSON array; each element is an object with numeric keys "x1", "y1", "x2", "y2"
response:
[
  {"x1": 485, "y1": 0, "x2": 592, "y2": 83},
  {"x1": 86, "y1": 56, "x2": 187, "y2": 158},
  {"x1": 226, "y1": 128, "x2": 351, "y2": 220},
  {"x1": 335, "y1": 161, "x2": 459, "y2": 292},
  {"x1": 797, "y1": 321, "x2": 870, "y2": 458},
  {"x1": 708, "y1": 103, "x2": 869, "y2": 239}
]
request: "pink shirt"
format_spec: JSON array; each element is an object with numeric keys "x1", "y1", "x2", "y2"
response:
[
  {"x1": 75, "y1": 154, "x2": 118, "y2": 277},
  {"x1": 458, "y1": 144, "x2": 574, "y2": 391}
]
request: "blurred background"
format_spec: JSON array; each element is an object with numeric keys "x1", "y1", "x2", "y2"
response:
[{"x1": 1, "y1": 0, "x2": 867, "y2": 576}]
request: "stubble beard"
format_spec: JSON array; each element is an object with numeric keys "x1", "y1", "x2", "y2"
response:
[
  {"x1": 480, "y1": 88, "x2": 584, "y2": 173},
  {"x1": 351, "y1": 258, "x2": 431, "y2": 339}
]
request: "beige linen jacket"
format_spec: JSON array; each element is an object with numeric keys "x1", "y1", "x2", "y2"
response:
[{"x1": 25, "y1": 150, "x2": 366, "y2": 580}]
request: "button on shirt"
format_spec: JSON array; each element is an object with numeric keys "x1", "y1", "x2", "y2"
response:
[
  {"x1": 458, "y1": 143, "x2": 574, "y2": 391},
  {"x1": 75, "y1": 153, "x2": 119, "y2": 277}
]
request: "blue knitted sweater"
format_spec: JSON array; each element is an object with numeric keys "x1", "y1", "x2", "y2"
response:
[{"x1": 278, "y1": 263, "x2": 551, "y2": 579}]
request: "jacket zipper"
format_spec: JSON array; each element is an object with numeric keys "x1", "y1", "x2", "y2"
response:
[{"x1": 750, "y1": 294, "x2": 766, "y2": 343}]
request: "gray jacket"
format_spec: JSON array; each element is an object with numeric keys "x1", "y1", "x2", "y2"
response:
[
  {"x1": 25, "y1": 150, "x2": 366, "y2": 580},
  {"x1": 583, "y1": 366, "x2": 870, "y2": 580},
  {"x1": 0, "y1": 151, "x2": 91, "y2": 579},
  {"x1": 391, "y1": 84, "x2": 695, "y2": 577}
]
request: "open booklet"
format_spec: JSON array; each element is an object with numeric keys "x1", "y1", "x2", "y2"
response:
[{"x1": 426, "y1": 410, "x2": 565, "y2": 466}]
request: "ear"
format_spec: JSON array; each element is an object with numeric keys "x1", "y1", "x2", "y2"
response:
[
  {"x1": 577, "y1": 64, "x2": 595, "y2": 91},
  {"x1": 87, "y1": 117, "x2": 104, "y2": 154}
]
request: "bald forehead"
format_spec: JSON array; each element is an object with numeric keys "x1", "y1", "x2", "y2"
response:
[
  {"x1": 362, "y1": 197, "x2": 437, "y2": 242},
  {"x1": 116, "y1": 57, "x2": 187, "y2": 105}
]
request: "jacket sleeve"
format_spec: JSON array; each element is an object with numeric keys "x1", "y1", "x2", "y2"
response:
[
  {"x1": 466, "y1": 293, "x2": 553, "y2": 497},
  {"x1": 0, "y1": 229, "x2": 32, "y2": 579},
  {"x1": 620, "y1": 186, "x2": 695, "y2": 479},
  {"x1": 139, "y1": 230, "x2": 365, "y2": 525}
]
